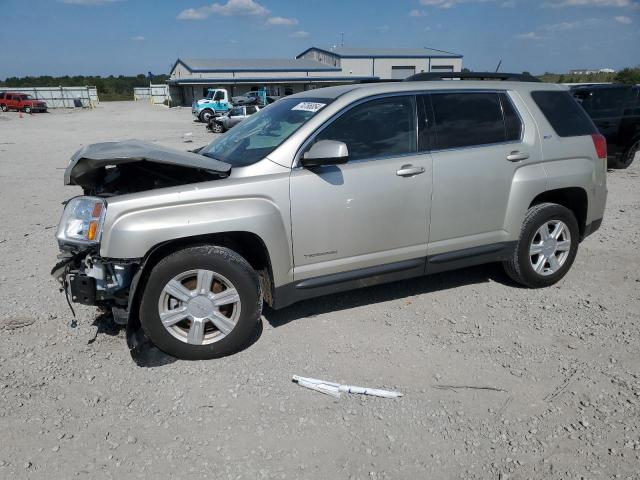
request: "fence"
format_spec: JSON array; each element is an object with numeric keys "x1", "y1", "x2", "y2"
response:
[
  {"x1": 134, "y1": 84, "x2": 169, "y2": 105},
  {"x1": 2, "y1": 86, "x2": 98, "y2": 108}
]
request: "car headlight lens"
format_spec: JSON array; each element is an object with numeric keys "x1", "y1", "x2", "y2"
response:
[{"x1": 56, "y1": 196, "x2": 107, "y2": 245}]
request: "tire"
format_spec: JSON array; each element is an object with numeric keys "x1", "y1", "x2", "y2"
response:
[
  {"x1": 503, "y1": 202, "x2": 579, "y2": 288},
  {"x1": 0, "y1": 104, "x2": 6, "y2": 112},
  {"x1": 211, "y1": 122, "x2": 224, "y2": 133},
  {"x1": 139, "y1": 245, "x2": 263, "y2": 360},
  {"x1": 609, "y1": 138, "x2": 640, "y2": 169},
  {"x1": 24, "y1": 106, "x2": 32, "y2": 114},
  {"x1": 199, "y1": 109, "x2": 214, "y2": 123}
]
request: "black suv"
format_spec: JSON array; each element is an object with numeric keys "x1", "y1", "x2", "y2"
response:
[{"x1": 572, "y1": 84, "x2": 640, "y2": 168}]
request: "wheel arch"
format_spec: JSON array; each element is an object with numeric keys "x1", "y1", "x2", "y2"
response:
[
  {"x1": 127, "y1": 231, "x2": 275, "y2": 331},
  {"x1": 528, "y1": 187, "x2": 588, "y2": 238}
]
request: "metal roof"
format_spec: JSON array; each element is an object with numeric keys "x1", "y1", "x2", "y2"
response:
[
  {"x1": 297, "y1": 46, "x2": 463, "y2": 59},
  {"x1": 167, "y1": 76, "x2": 377, "y2": 85},
  {"x1": 175, "y1": 58, "x2": 340, "y2": 73}
]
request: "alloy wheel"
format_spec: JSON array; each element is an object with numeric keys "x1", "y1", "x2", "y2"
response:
[
  {"x1": 157, "y1": 269, "x2": 241, "y2": 345},
  {"x1": 529, "y1": 220, "x2": 572, "y2": 276}
]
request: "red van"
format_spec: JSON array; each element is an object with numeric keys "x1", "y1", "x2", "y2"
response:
[{"x1": 0, "y1": 91, "x2": 48, "y2": 113}]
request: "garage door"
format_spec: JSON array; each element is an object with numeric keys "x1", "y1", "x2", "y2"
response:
[{"x1": 391, "y1": 66, "x2": 416, "y2": 80}]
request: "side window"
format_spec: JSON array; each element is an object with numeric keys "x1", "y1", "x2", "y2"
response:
[
  {"x1": 430, "y1": 92, "x2": 505, "y2": 150},
  {"x1": 246, "y1": 106, "x2": 257, "y2": 114},
  {"x1": 230, "y1": 107, "x2": 243, "y2": 116},
  {"x1": 314, "y1": 96, "x2": 416, "y2": 161},
  {"x1": 531, "y1": 91, "x2": 596, "y2": 137},
  {"x1": 500, "y1": 93, "x2": 523, "y2": 142}
]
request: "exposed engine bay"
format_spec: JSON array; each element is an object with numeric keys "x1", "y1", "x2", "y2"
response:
[{"x1": 66, "y1": 139, "x2": 231, "y2": 195}]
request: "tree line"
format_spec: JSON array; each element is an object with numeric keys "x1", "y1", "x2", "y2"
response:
[{"x1": 0, "y1": 74, "x2": 169, "y2": 101}]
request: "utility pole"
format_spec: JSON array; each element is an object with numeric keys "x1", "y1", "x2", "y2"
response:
[{"x1": 341, "y1": 32, "x2": 344, "y2": 47}]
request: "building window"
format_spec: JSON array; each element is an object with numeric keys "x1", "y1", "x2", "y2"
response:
[{"x1": 284, "y1": 86, "x2": 294, "y2": 96}]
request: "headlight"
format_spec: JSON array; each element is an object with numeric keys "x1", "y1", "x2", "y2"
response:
[{"x1": 56, "y1": 196, "x2": 107, "y2": 246}]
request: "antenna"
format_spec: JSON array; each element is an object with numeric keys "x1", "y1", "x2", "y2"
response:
[
  {"x1": 340, "y1": 32, "x2": 344, "y2": 47},
  {"x1": 495, "y1": 59, "x2": 502, "y2": 73}
]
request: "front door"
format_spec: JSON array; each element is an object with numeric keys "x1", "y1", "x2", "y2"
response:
[{"x1": 289, "y1": 95, "x2": 432, "y2": 281}]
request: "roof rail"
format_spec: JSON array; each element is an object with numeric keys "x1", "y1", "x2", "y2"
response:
[{"x1": 404, "y1": 72, "x2": 541, "y2": 82}]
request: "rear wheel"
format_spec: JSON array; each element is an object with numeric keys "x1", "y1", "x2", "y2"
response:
[
  {"x1": 199, "y1": 109, "x2": 214, "y2": 122},
  {"x1": 0, "y1": 104, "x2": 7, "y2": 112},
  {"x1": 610, "y1": 139, "x2": 640, "y2": 169},
  {"x1": 503, "y1": 203, "x2": 579, "y2": 288},
  {"x1": 139, "y1": 245, "x2": 262, "y2": 360}
]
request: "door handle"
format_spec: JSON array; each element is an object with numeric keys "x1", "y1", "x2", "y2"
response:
[
  {"x1": 506, "y1": 151, "x2": 529, "y2": 162},
  {"x1": 396, "y1": 165, "x2": 425, "y2": 177}
]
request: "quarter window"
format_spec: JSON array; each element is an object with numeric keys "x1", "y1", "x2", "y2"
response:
[
  {"x1": 314, "y1": 96, "x2": 416, "y2": 161},
  {"x1": 429, "y1": 92, "x2": 506, "y2": 150},
  {"x1": 500, "y1": 93, "x2": 522, "y2": 142},
  {"x1": 532, "y1": 91, "x2": 596, "y2": 137}
]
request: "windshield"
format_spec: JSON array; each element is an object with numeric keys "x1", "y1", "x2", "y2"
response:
[{"x1": 201, "y1": 97, "x2": 332, "y2": 168}]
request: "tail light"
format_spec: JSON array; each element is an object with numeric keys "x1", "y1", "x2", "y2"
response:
[{"x1": 591, "y1": 133, "x2": 607, "y2": 160}]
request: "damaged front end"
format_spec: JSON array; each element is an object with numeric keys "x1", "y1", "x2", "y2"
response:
[
  {"x1": 51, "y1": 249, "x2": 137, "y2": 325},
  {"x1": 52, "y1": 140, "x2": 232, "y2": 325}
]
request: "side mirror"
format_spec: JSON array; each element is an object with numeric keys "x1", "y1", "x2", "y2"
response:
[{"x1": 301, "y1": 140, "x2": 349, "y2": 167}]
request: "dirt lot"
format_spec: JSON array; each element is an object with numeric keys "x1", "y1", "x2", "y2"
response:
[{"x1": 0, "y1": 102, "x2": 639, "y2": 479}]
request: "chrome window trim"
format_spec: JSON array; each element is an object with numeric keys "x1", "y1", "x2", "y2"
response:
[{"x1": 293, "y1": 88, "x2": 526, "y2": 168}]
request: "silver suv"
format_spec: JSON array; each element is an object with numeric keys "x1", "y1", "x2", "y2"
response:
[{"x1": 53, "y1": 77, "x2": 607, "y2": 359}]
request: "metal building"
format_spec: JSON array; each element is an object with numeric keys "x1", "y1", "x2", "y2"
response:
[{"x1": 167, "y1": 46, "x2": 463, "y2": 106}]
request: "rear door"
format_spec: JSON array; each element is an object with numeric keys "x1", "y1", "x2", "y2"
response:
[
  {"x1": 424, "y1": 91, "x2": 542, "y2": 256},
  {"x1": 580, "y1": 87, "x2": 631, "y2": 157}
]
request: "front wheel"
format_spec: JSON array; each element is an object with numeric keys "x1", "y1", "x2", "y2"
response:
[
  {"x1": 503, "y1": 203, "x2": 579, "y2": 288},
  {"x1": 24, "y1": 106, "x2": 32, "y2": 114},
  {"x1": 139, "y1": 245, "x2": 262, "y2": 360}
]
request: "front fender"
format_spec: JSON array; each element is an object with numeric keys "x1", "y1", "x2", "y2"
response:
[{"x1": 99, "y1": 177, "x2": 293, "y2": 287}]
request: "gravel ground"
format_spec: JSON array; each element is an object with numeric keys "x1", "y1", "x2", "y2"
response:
[{"x1": 0, "y1": 102, "x2": 639, "y2": 479}]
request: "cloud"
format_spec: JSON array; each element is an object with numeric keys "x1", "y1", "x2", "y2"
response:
[
  {"x1": 614, "y1": 14, "x2": 633, "y2": 22},
  {"x1": 419, "y1": 0, "x2": 496, "y2": 8},
  {"x1": 543, "y1": 0, "x2": 633, "y2": 7},
  {"x1": 266, "y1": 16, "x2": 298, "y2": 25},
  {"x1": 543, "y1": 18, "x2": 600, "y2": 30},
  {"x1": 289, "y1": 30, "x2": 310, "y2": 38},
  {"x1": 515, "y1": 31, "x2": 543, "y2": 39},
  {"x1": 61, "y1": 0, "x2": 122, "y2": 4},
  {"x1": 409, "y1": 8, "x2": 427, "y2": 16},
  {"x1": 131, "y1": 35, "x2": 145, "y2": 41},
  {"x1": 178, "y1": 0, "x2": 268, "y2": 20}
]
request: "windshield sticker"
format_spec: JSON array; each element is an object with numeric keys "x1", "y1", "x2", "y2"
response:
[{"x1": 291, "y1": 102, "x2": 326, "y2": 113}]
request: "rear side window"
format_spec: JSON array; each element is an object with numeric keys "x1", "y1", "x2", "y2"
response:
[
  {"x1": 428, "y1": 92, "x2": 507, "y2": 150},
  {"x1": 532, "y1": 91, "x2": 596, "y2": 137},
  {"x1": 314, "y1": 96, "x2": 416, "y2": 161}
]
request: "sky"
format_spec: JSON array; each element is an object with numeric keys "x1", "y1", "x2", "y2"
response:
[{"x1": 0, "y1": 0, "x2": 638, "y2": 79}]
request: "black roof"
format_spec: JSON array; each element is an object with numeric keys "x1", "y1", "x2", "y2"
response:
[
  {"x1": 570, "y1": 83, "x2": 631, "y2": 91},
  {"x1": 405, "y1": 72, "x2": 541, "y2": 82}
]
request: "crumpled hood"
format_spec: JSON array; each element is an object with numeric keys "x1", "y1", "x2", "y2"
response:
[{"x1": 65, "y1": 139, "x2": 231, "y2": 186}]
